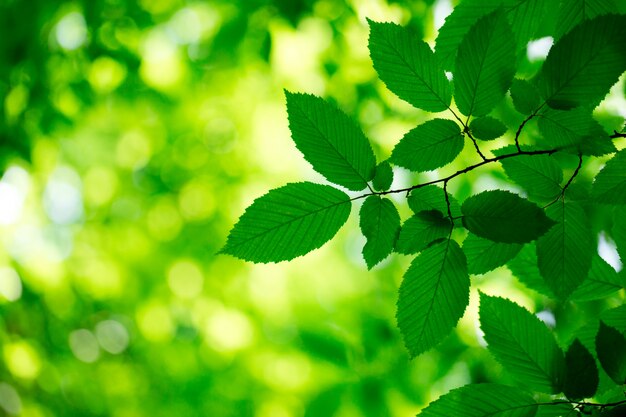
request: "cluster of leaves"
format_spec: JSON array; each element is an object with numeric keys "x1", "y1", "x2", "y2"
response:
[{"x1": 223, "y1": 1, "x2": 626, "y2": 415}]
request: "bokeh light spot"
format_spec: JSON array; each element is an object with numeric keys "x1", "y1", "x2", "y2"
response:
[
  {"x1": 0, "y1": 267, "x2": 22, "y2": 302},
  {"x1": 167, "y1": 259, "x2": 204, "y2": 299},
  {"x1": 69, "y1": 329, "x2": 100, "y2": 363},
  {"x1": 0, "y1": 383, "x2": 21, "y2": 415},
  {"x1": 95, "y1": 320, "x2": 130, "y2": 354},
  {"x1": 205, "y1": 309, "x2": 254, "y2": 352},
  {"x1": 55, "y1": 12, "x2": 88, "y2": 50},
  {"x1": 3, "y1": 341, "x2": 42, "y2": 380},
  {"x1": 88, "y1": 56, "x2": 127, "y2": 94},
  {"x1": 136, "y1": 302, "x2": 174, "y2": 343}
]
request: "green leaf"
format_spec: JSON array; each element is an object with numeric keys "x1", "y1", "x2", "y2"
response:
[
  {"x1": 408, "y1": 185, "x2": 462, "y2": 218},
  {"x1": 454, "y1": 10, "x2": 516, "y2": 117},
  {"x1": 536, "y1": 201, "x2": 593, "y2": 299},
  {"x1": 510, "y1": 79, "x2": 540, "y2": 115},
  {"x1": 395, "y1": 211, "x2": 451, "y2": 255},
  {"x1": 418, "y1": 383, "x2": 538, "y2": 417},
  {"x1": 497, "y1": 146, "x2": 563, "y2": 200},
  {"x1": 570, "y1": 255, "x2": 624, "y2": 301},
  {"x1": 596, "y1": 321, "x2": 626, "y2": 385},
  {"x1": 469, "y1": 116, "x2": 507, "y2": 140},
  {"x1": 371, "y1": 161, "x2": 393, "y2": 191},
  {"x1": 507, "y1": 243, "x2": 554, "y2": 296},
  {"x1": 554, "y1": 0, "x2": 618, "y2": 40},
  {"x1": 613, "y1": 206, "x2": 626, "y2": 261},
  {"x1": 592, "y1": 148, "x2": 626, "y2": 204},
  {"x1": 359, "y1": 196, "x2": 401, "y2": 269},
  {"x1": 397, "y1": 239, "x2": 469, "y2": 357},
  {"x1": 390, "y1": 119, "x2": 464, "y2": 172},
  {"x1": 222, "y1": 182, "x2": 350, "y2": 263},
  {"x1": 462, "y1": 233, "x2": 522, "y2": 275},
  {"x1": 479, "y1": 293, "x2": 565, "y2": 393},
  {"x1": 538, "y1": 14, "x2": 626, "y2": 109},
  {"x1": 563, "y1": 339, "x2": 599, "y2": 400},
  {"x1": 368, "y1": 20, "x2": 452, "y2": 112},
  {"x1": 285, "y1": 91, "x2": 376, "y2": 191},
  {"x1": 462, "y1": 190, "x2": 555, "y2": 243},
  {"x1": 537, "y1": 108, "x2": 615, "y2": 155}
]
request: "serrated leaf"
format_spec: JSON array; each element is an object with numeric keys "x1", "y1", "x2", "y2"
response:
[
  {"x1": 454, "y1": 10, "x2": 516, "y2": 117},
  {"x1": 497, "y1": 146, "x2": 563, "y2": 200},
  {"x1": 368, "y1": 20, "x2": 452, "y2": 112},
  {"x1": 285, "y1": 91, "x2": 376, "y2": 191},
  {"x1": 397, "y1": 239, "x2": 469, "y2": 357},
  {"x1": 462, "y1": 190, "x2": 555, "y2": 244},
  {"x1": 371, "y1": 161, "x2": 393, "y2": 191},
  {"x1": 563, "y1": 339, "x2": 599, "y2": 400},
  {"x1": 537, "y1": 108, "x2": 615, "y2": 155},
  {"x1": 462, "y1": 233, "x2": 522, "y2": 275},
  {"x1": 479, "y1": 293, "x2": 565, "y2": 393},
  {"x1": 396, "y1": 211, "x2": 451, "y2": 255},
  {"x1": 222, "y1": 182, "x2": 350, "y2": 263},
  {"x1": 359, "y1": 196, "x2": 401, "y2": 269},
  {"x1": 596, "y1": 321, "x2": 626, "y2": 385},
  {"x1": 570, "y1": 255, "x2": 624, "y2": 301},
  {"x1": 507, "y1": 243, "x2": 554, "y2": 296},
  {"x1": 510, "y1": 79, "x2": 541, "y2": 115},
  {"x1": 613, "y1": 206, "x2": 626, "y2": 261},
  {"x1": 408, "y1": 185, "x2": 462, "y2": 218},
  {"x1": 419, "y1": 383, "x2": 538, "y2": 417},
  {"x1": 469, "y1": 116, "x2": 507, "y2": 140},
  {"x1": 592, "y1": 148, "x2": 626, "y2": 204},
  {"x1": 554, "y1": 0, "x2": 618, "y2": 40},
  {"x1": 390, "y1": 119, "x2": 463, "y2": 172},
  {"x1": 536, "y1": 201, "x2": 593, "y2": 299},
  {"x1": 538, "y1": 14, "x2": 626, "y2": 109}
]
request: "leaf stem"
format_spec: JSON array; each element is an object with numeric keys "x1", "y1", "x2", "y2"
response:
[{"x1": 544, "y1": 153, "x2": 583, "y2": 209}]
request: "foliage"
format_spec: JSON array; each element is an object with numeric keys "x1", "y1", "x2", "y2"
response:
[{"x1": 225, "y1": 1, "x2": 626, "y2": 415}]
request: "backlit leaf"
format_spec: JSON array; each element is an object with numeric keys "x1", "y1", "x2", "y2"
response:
[
  {"x1": 613, "y1": 206, "x2": 626, "y2": 261},
  {"x1": 454, "y1": 10, "x2": 516, "y2": 117},
  {"x1": 462, "y1": 233, "x2": 522, "y2": 275},
  {"x1": 359, "y1": 196, "x2": 401, "y2": 269},
  {"x1": 507, "y1": 244, "x2": 553, "y2": 296},
  {"x1": 408, "y1": 185, "x2": 462, "y2": 218},
  {"x1": 371, "y1": 161, "x2": 393, "y2": 191},
  {"x1": 462, "y1": 190, "x2": 555, "y2": 243},
  {"x1": 538, "y1": 14, "x2": 626, "y2": 109},
  {"x1": 285, "y1": 91, "x2": 376, "y2": 191},
  {"x1": 368, "y1": 20, "x2": 452, "y2": 112},
  {"x1": 390, "y1": 119, "x2": 463, "y2": 172},
  {"x1": 469, "y1": 116, "x2": 507, "y2": 140},
  {"x1": 510, "y1": 78, "x2": 540, "y2": 115},
  {"x1": 222, "y1": 182, "x2": 350, "y2": 263},
  {"x1": 592, "y1": 148, "x2": 626, "y2": 204},
  {"x1": 554, "y1": 0, "x2": 618, "y2": 40},
  {"x1": 497, "y1": 146, "x2": 563, "y2": 200},
  {"x1": 570, "y1": 255, "x2": 624, "y2": 301},
  {"x1": 479, "y1": 293, "x2": 565, "y2": 393},
  {"x1": 563, "y1": 339, "x2": 599, "y2": 400},
  {"x1": 596, "y1": 321, "x2": 626, "y2": 385},
  {"x1": 397, "y1": 239, "x2": 469, "y2": 357},
  {"x1": 396, "y1": 211, "x2": 451, "y2": 255}
]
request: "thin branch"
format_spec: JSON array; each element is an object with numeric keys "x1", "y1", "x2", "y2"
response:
[
  {"x1": 514, "y1": 109, "x2": 541, "y2": 152},
  {"x1": 544, "y1": 153, "x2": 583, "y2": 209},
  {"x1": 443, "y1": 180, "x2": 453, "y2": 220},
  {"x1": 610, "y1": 130, "x2": 626, "y2": 139},
  {"x1": 465, "y1": 127, "x2": 487, "y2": 161}
]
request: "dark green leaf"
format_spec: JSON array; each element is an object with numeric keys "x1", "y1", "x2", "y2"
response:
[
  {"x1": 368, "y1": 20, "x2": 451, "y2": 112},
  {"x1": 395, "y1": 211, "x2": 451, "y2": 255},
  {"x1": 397, "y1": 239, "x2": 469, "y2": 357},
  {"x1": 570, "y1": 255, "x2": 624, "y2": 301},
  {"x1": 390, "y1": 119, "x2": 463, "y2": 172},
  {"x1": 479, "y1": 293, "x2": 565, "y2": 393},
  {"x1": 462, "y1": 233, "x2": 522, "y2": 275},
  {"x1": 371, "y1": 161, "x2": 393, "y2": 191},
  {"x1": 592, "y1": 148, "x2": 626, "y2": 204},
  {"x1": 613, "y1": 206, "x2": 626, "y2": 261},
  {"x1": 563, "y1": 339, "x2": 599, "y2": 400},
  {"x1": 536, "y1": 201, "x2": 593, "y2": 299},
  {"x1": 534, "y1": 403, "x2": 575, "y2": 417},
  {"x1": 602, "y1": 405, "x2": 626, "y2": 417},
  {"x1": 462, "y1": 190, "x2": 555, "y2": 243},
  {"x1": 554, "y1": 0, "x2": 618, "y2": 40},
  {"x1": 419, "y1": 383, "x2": 538, "y2": 417},
  {"x1": 285, "y1": 91, "x2": 376, "y2": 191},
  {"x1": 497, "y1": 146, "x2": 563, "y2": 200},
  {"x1": 454, "y1": 10, "x2": 516, "y2": 117},
  {"x1": 510, "y1": 79, "x2": 540, "y2": 115},
  {"x1": 469, "y1": 116, "x2": 507, "y2": 140},
  {"x1": 507, "y1": 244, "x2": 554, "y2": 296},
  {"x1": 408, "y1": 185, "x2": 462, "y2": 218},
  {"x1": 538, "y1": 14, "x2": 626, "y2": 109},
  {"x1": 359, "y1": 196, "x2": 401, "y2": 269},
  {"x1": 596, "y1": 321, "x2": 626, "y2": 384},
  {"x1": 222, "y1": 182, "x2": 350, "y2": 263}
]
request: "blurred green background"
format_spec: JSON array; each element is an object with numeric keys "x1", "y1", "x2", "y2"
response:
[{"x1": 2, "y1": 0, "x2": 624, "y2": 416}]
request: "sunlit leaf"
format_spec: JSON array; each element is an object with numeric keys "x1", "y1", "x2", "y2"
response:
[
  {"x1": 613, "y1": 206, "x2": 626, "y2": 261},
  {"x1": 596, "y1": 321, "x2": 626, "y2": 385},
  {"x1": 462, "y1": 190, "x2": 555, "y2": 243},
  {"x1": 222, "y1": 182, "x2": 350, "y2": 263},
  {"x1": 510, "y1": 78, "x2": 540, "y2": 115},
  {"x1": 554, "y1": 0, "x2": 618, "y2": 40},
  {"x1": 371, "y1": 161, "x2": 394, "y2": 191},
  {"x1": 390, "y1": 119, "x2": 463, "y2": 172},
  {"x1": 359, "y1": 196, "x2": 401, "y2": 269},
  {"x1": 536, "y1": 201, "x2": 593, "y2": 299},
  {"x1": 462, "y1": 233, "x2": 522, "y2": 275},
  {"x1": 419, "y1": 383, "x2": 538, "y2": 417},
  {"x1": 507, "y1": 244, "x2": 553, "y2": 296},
  {"x1": 408, "y1": 185, "x2": 462, "y2": 218},
  {"x1": 285, "y1": 91, "x2": 376, "y2": 191},
  {"x1": 368, "y1": 20, "x2": 452, "y2": 112},
  {"x1": 395, "y1": 211, "x2": 451, "y2": 255},
  {"x1": 469, "y1": 116, "x2": 507, "y2": 140},
  {"x1": 538, "y1": 14, "x2": 626, "y2": 109},
  {"x1": 563, "y1": 339, "x2": 599, "y2": 400},
  {"x1": 454, "y1": 10, "x2": 516, "y2": 117},
  {"x1": 570, "y1": 255, "x2": 624, "y2": 301},
  {"x1": 479, "y1": 293, "x2": 565, "y2": 393},
  {"x1": 592, "y1": 148, "x2": 626, "y2": 204},
  {"x1": 397, "y1": 239, "x2": 469, "y2": 357}
]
